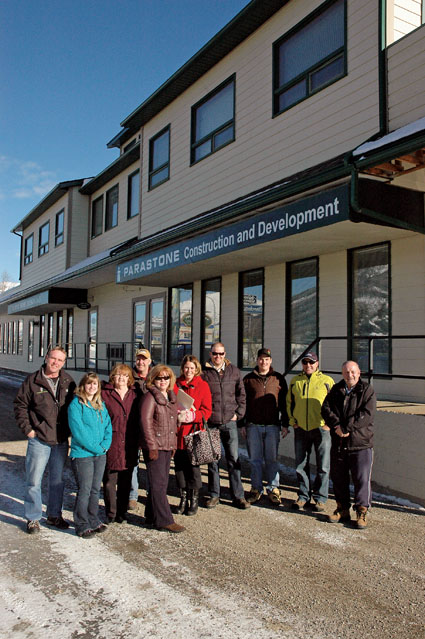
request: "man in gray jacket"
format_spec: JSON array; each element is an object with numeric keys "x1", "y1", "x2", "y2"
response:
[
  {"x1": 202, "y1": 342, "x2": 249, "y2": 509},
  {"x1": 14, "y1": 346, "x2": 75, "y2": 533}
]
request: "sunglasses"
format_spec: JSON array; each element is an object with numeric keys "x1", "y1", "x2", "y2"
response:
[
  {"x1": 302, "y1": 359, "x2": 316, "y2": 365},
  {"x1": 211, "y1": 352, "x2": 225, "y2": 356},
  {"x1": 156, "y1": 376, "x2": 170, "y2": 381}
]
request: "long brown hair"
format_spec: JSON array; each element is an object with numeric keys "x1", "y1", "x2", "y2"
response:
[{"x1": 75, "y1": 373, "x2": 103, "y2": 411}]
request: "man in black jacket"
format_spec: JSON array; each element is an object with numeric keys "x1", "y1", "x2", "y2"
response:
[
  {"x1": 321, "y1": 361, "x2": 376, "y2": 529},
  {"x1": 202, "y1": 342, "x2": 249, "y2": 509},
  {"x1": 14, "y1": 346, "x2": 75, "y2": 533}
]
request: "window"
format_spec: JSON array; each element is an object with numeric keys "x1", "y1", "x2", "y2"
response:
[
  {"x1": 134, "y1": 294, "x2": 165, "y2": 363},
  {"x1": 201, "y1": 278, "x2": 221, "y2": 364},
  {"x1": 12, "y1": 321, "x2": 18, "y2": 354},
  {"x1": 8, "y1": 322, "x2": 12, "y2": 353},
  {"x1": 39, "y1": 315, "x2": 45, "y2": 357},
  {"x1": 55, "y1": 209, "x2": 64, "y2": 246},
  {"x1": 47, "y1": 313, "x2": 53, "y2": 350},
  {"x1": 24, "y1": 234, "x2": 33, "y2": 265},
  {"x1": 273, "y1": 0, "x2": 346, "y2": 115},
  {"x1": 191, "y1": 76, "x2": 235, "y2": 164},
  {"x1": 18, "y1": 320, "x2": 23, "y2": 355},
  {"x1": 66, "y1": 310, "x2": 73, "y2": 358},
  {"x1": 286, "y1": 258, "x2": 319, "y2": 368},
  {"x1": 239, "y1": 269, "x2": 264, "y2": 369},
  {"x1": 38, "y1": 221, "x2": 50, "y2": 256},
  {"x1": 105, "y1": 185, "x2": 119, "y2": 231},
  {"x1": 56, "y1": 311, "x2": 63, "y2": 346},
  {"x1": 91, "y1": 196, "x2": 103, "y2": 238},
  {"x1": 149, "y1": 127, "x2": 170, "y2": 189},
  {"x1": 349, "y1": 243, "x2": 390, "y2": 374},
  {"x1": 0, "y1": 324, "x2": 2, "y2": 353},
  {"x1": 28, "y1": 321, "x2": 34, "y2": 362},
  {"x1": 168, "y1": 285, "x2": 192, "y2": 365},
  {"x1": 127, "y1": 170, "x2": 140, "y2": 218}
]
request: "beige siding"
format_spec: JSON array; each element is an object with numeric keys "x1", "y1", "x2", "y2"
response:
[
  {"x1": 20, "y1": 194, "x2": 68, "y2": 289},
  {"x1": 387, "y1": 23, "x2": 425, "y2": 129},
  {"x1": 388, "y1": 0, "x2": 423, "y2": 45},
  {"x1": 140, "y1": 0, "x2": 380, "y2": 238},
  {"x1": 89, "y1": 161, "x2": 140, "y2": 256}
]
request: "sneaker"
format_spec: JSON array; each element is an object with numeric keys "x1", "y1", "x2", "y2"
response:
[
  {"x1": 158, "y1": 522, "x2": 186, "y2": 533},
  {"x1": 26, "y1": 520, "x2": 40, "y2": 534},
  {"x1": 232, "y1": 498, "x2": 251, "y2": 510},
  {"x1": 205, "y1": 496, "x2": 219, "y2": 509},
  {"x1": 46, "y1": 516, "x2": 69, "y2": 529},
  {"x1": 311, "y1": 502, "x2": 325, "y2": 513},
  {"x1": 78, "y1": 529, "x2": 95, "y2": 539},
  {"x1": 246, "y1": 489, "x2": 262, "y2": 504},
  {"x1": 355, "y1": 506, "x2": 368, "y2": 529},
  {"x1": 128, "y1": 500, "x2": 138, "y2": 510},
  {"x1": 291, "y1": 499, "x2": 307, "y2": 510},
  {"x1": 268, "y1": 488, "x2": 281, "y2": 505}
]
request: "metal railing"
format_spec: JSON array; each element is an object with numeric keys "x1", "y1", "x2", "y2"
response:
[{"x1": 284, "y1": 335, "x2": 425, "y2": 384}]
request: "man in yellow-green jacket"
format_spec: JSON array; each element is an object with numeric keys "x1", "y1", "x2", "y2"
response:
[{"x1": 286, "y1": 352, "x2": 334, "y2": 512}]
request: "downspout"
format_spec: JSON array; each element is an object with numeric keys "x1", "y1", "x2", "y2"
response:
[{"x1": 12, "y1": 230, "x2": 22, "y2": 281}]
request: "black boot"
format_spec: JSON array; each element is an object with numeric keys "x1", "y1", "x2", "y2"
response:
[
  {"x1": 176, "y1": 489, "x2": 188, "y2": 515},
  {"x1": 187, "y1": 490, "x2": 199, "y2": 516}
]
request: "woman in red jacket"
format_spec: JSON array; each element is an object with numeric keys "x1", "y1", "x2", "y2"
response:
[
  {"x1": 101, "y1": 364, "x2": 139, "y2": 524},
  {"x1": 174, "y1": 355, "x2": 212, "y2": 516}
]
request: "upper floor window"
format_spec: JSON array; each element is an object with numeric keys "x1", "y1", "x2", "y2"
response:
[
  {"x1": 91, "y1": 195, "x2": 103, "y2": 238},
  {"x1": 105, "y1": 185, "x2": 119, "y2": 231},
  {"x1": 55, "y1": 209, "x2": 64, "y2": 246},
  {"x1": 273, "y1": 0, "x2": 346, "y2": 115},
  {"x1": 191, "y1": 76, "x2": 235, "y2": 164},
  {"x1": 149, "y1": 127, "x2": 170, "y2": 189},
  {"x1": 24, "y1": 234, "x2": 33, "y2": 265},
  {"x1": 38, "y1": 221, "x2": 50, "y2": 256},
  {"x1": 127, "y1": 170, "x2": 140, "y2": 218}
]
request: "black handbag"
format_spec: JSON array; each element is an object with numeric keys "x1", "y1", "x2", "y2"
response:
[{"x1": 183, "y1": 418, "x2": 221, "y2": 465}]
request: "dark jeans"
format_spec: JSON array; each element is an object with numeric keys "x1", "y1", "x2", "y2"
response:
[
  {"x1": 294, "y1": 427, "x2": 331, "y2": 504},
  {"x1": 331, "y1": 446, "x2": 374, "y2": 509},
  {"x1": 103, "y1": 467, "x2": 133, "y2": 519},
  {"x1": 207, "y1": 421, "x2": 244, "y2": 501},
  {"x1": 174, "y1": 449, "x2": 202, "y2": 491},
  {"x1": 71, "y1": 455, "x2": 106, "y2": 535},
  {"x1": 142, "y1": 450, "x2": 174, "y2": 528}
]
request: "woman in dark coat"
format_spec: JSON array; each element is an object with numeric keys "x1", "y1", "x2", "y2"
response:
[
  {"x1": 101, "y1": 364, "x2": 139, "y2": 523},
  {"x1": 140, "y1": 364, "x2": 185, "y2": 533},
  {"x1": 174, "y1": 355, "x2": 212, "y2": 516}
]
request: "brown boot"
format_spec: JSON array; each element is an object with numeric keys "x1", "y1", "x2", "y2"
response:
[
  {"x1": 356, "y1": 506, "x2": 368, "y2": 529},
  {"x1": 328, "y1": 503, "x2": 351, "y2": 524}
]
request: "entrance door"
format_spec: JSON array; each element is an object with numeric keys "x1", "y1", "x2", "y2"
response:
[
  {"x1": 88, "y1": 308, "x2": 98, "y2": 369},
  {"x1": 134, "y1": 295, "x2": 165, "y2": 364}
]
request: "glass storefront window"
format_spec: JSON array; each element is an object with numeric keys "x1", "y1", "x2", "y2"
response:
[
  {"x1": 201, "y1": 278, "x2": 221, "y2": 364},
  {"x1": 287, "y1": 258, "x2": 318, "y2": 368},
  {"x1": 239, "y1": 269, "x2": 264, "y2": 369},
  {"x1": 168, "y1": 285, "x2": 192, "y2": 365}
]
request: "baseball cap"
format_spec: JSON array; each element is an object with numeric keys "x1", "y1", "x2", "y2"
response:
[
  {"x1": 257, "y1": 348, "x2": 272, "y2": 358},
  {"x1": 135, "y1": 348, "x2": 151, "y2": 359},
  {"x1": 302, "y1": 351, "x2": 318, "y2": 363}
]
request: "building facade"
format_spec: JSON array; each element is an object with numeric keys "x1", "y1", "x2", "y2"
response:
[{"x1": 1, "y1": 0, "x2": 424, "y2": 403}]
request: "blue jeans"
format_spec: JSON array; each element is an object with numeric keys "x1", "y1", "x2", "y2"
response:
[
  {"x1": 71, "y1": 455, "x2": 106, "y2": 535},
  {"x1": 246, "y1": 424, "x2": 280, "y2": 493},
  {"x1": 294, "y1": 427, "x2": 331, "y2": 504},
  {"x1": 24, "y1": 437, "x2": 68, "y2": 522},
  {"x1": 207, "y1": 421, "x2": 244, "y2": 501}
]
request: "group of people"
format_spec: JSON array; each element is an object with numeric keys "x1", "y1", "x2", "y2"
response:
[{"x1": 13, "y1": 340, "x2": 376, "y2": 537}]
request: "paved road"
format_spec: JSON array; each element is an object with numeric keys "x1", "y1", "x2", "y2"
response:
[{"x1": 0, "y1": 374, "x2": 424, "y2": 639}]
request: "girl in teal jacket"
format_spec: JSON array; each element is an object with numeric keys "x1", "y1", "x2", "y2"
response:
[{"x1": 68, "y1": 373, "x2": 112, "y2": 538}]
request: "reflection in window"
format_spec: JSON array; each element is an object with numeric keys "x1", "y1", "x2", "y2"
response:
[
  {"x1": 56, "y1": 311, "x2": 63, "y2": 346},
  {"x1": 134, "y1": 296, "x2": 165, "y2": 364},
  {"x1": 39, "y1": 315, "x2": 45, "y2": 357},
  {"x1": 168, "y1": 285, "x2": 192, "y2": 365},
  {"x1": 105, "y1": 185, "x2": 118, "y2": 230},
  {"x1": 287, "y1": 258, "x2": 318, "y2": 367},
  {"x1": 28, "y1": 321, "x2": 34, "y2": 361},
  {"x1": 24, "y1": 234, "x2": 33, "y2": 265},
  {"x1": 92, "y1": 196, "x2": 103, "y2": 237},
  {"x1": 66, "y1": 310, "x2": 73, "y2": 358},
  {"x1": 39, "y1": 221, "x2": 50, "y2": 256},
  {"x1": 18, "y1": 320, "x2": 23, "y2": 355},
  {"x1": 149, "y1": 127, "x2": 170, "y2": 189},
  {"x1": 127, "y1": 170, "x2": 140, "y2": 218},
  {"x1": 55, "y1": 209, "x2": 64, "y2": 246},
  {"x1": 201, "y1": 278, "x2": 221, "y2": 364},
  {"x1": 350, "y1": 244, "x2": 390, "y2": 374},
  {"x1": 240, "y1": 269, "x2": 264, "y2": 369}
]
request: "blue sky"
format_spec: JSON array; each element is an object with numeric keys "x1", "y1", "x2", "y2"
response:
[{"x1": 0, "y1": 0, "x2": 248, "y2": 282}]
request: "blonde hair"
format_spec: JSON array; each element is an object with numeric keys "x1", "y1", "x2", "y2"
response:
[
  {"x1": 109, "y1": 363, "x2": 134, "y2": 387},
  {"x1": 75, "y1": 373, "x2": 103, "y2": 411},
  {"x1": 180, "y1": 354, "x2": 202, "y2": 377},
  {"x1": 146, "y1": 364, "x2": 176, "y2": 390}
]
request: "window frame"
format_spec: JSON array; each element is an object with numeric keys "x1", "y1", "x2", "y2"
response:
[
  {"x1": 105, "y1": 184, "x2": 119, "y2": 231},
  {"x1": 238, "y1": 268, "x2": 264, "y2": 370},
  {"x1": 127, "y1": 169, "x2": 140, "y2": 218},
  {"x1": 91, "y1": 195, "x2": 104, "y2": 238},
  {"x1": 24, "y1": 233, "x2": 34, "y2": 265},
  {"x1": 285, "y1": 257, "x2": 319, "y2": 371},
  {"x1": 38, "y1": 221, "x2": 50, "y2": 257},
  {"x1": 55, "y1": 209, "x2": 65, "y2": 246},
  {"x1": 191, "y1": 75, "x2": 236, "y2": 165},
  {"x1": 273, "y1": 0, "x2": 347, "y2": 117},
  {"x1": 148, "y1": 126, "x2": 170, "y2": 190}
]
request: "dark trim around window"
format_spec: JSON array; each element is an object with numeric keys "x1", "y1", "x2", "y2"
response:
[
  {"x1": 105, "y1": 184, "x2": 119, "y2": 231},
  {"x1": 149, "y1": 126, "x2": 170, "y2": 190},
  {"x1": 127, "y1": 169, "x2": 140, "y2": 218},
  {"x1": 91, "y1": 195, "x2": 103, "y2": 238},
  {"x1": 38, "y1": 221, "x2": 50, "y2": 257},
  {"x1": 55, "y1": 209, "x2": 65, "y2": 246},
  {"x1": 24, "y1": 233, "x2": 33, "y2": 265}
]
